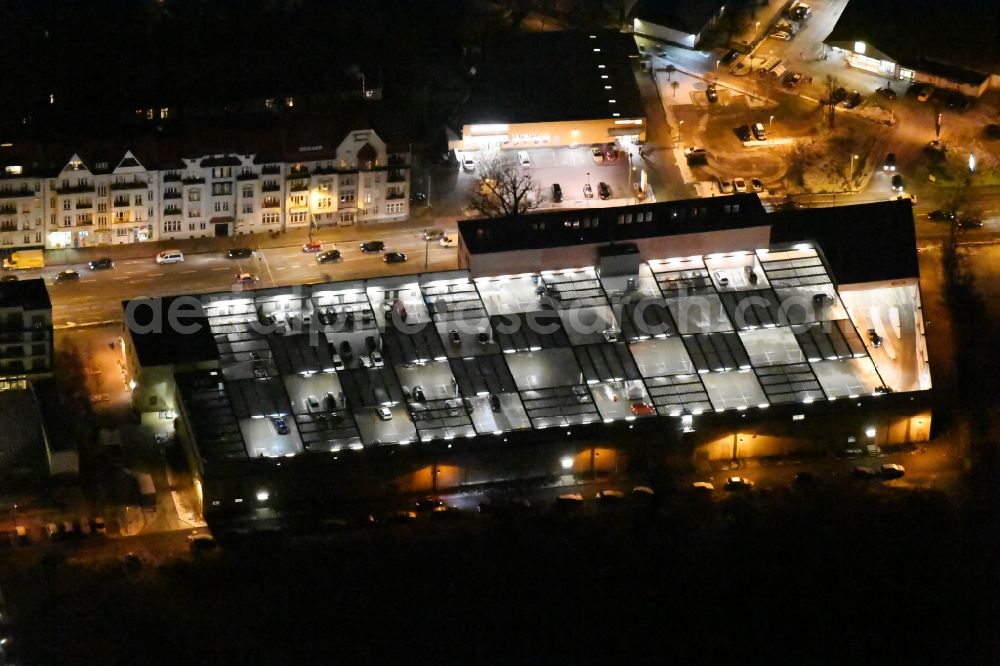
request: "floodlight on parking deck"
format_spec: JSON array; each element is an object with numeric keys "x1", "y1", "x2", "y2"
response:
[{"x1": 256, "y1": 489, "x2": 270, "y2": 502}]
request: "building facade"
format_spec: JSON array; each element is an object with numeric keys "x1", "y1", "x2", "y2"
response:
[{"x1": 0, "y1": 129, "x2": 409, "y2": 251}]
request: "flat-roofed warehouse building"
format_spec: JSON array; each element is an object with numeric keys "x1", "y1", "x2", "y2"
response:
[
  {"x1": 123, "y1": 196, "x2": 931, "y2": 531},
  {"x1": 448, "y1": 30, "x2": 646, "y2": 155}
]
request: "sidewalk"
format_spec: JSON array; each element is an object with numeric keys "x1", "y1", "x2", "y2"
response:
[{"x1": 42, "y1": 208, "x2": 450, "y2": 267}]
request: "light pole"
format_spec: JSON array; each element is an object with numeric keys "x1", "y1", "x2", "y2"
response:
[
  {"x1": 677, "y1": 120, "x2": 684, "y2": 147},
  {"x1": 769, "y1": 114, "x2": 774, "y2": 129},
  {"x1": 586, "y1": 171, "x2": 591, "y2": 206},
  {"x1": 716, "y1": 59, "x2": 720, "y2": 72},
  {"x1": 849, "y1": 153, "x2": 859, "y2": 190}
]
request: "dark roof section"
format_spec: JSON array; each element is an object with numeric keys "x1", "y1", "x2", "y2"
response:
[
  {"x1": 456, "y1": 30, "x2": 644, "y2": 126},
  {"x1": 768, "y1": 199, "x2": 919, "y2": 285},
  {"x1": 123, "y1": 296, "x2": 219, "y2": 367},
  {"x1": 458, "y1": 194, "x2": 767, "y2": 254},
  {"x1": 0, "y1": 278, "x2": 51, "y2": 311},
  {"x1": 824, "y1": 0, "x2": 1000, "y2": 77},
  {"x1": 200, "y1": 155, "x2": 244, "y2": 168},
  {"x1": 629, "y1": 0, "x2": 727, "y2": 36}
]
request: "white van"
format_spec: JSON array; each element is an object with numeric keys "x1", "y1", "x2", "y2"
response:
[{"x1": 156, "y1": 249, "x2": 184, "y2": 264}]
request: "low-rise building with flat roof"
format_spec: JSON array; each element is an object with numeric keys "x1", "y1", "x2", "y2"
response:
[{"x1": 629, "y1": 0, "x2": 729, "y2": 49}]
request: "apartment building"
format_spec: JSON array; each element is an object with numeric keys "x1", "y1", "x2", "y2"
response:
[
  {"x1": 0, "y1": 279, "x2": 53, "y2": 383},
  {"x1": 0, "y1": 128, "x2": 409, "y2": 251}
]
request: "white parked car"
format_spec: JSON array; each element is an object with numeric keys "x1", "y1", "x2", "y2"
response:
[
  {"x1": 733, "y1": 177, "x2": 747, "y2": 193},
  {"x1": 462, "y1": 156, "x2": 475, "y2": 171},
  {"x1": 719, "y1": 179, "x2": 734, "y2": 194},
  {"x1": 439, "y1": 235, "x2": 457, "y2": 248},
  {"x1": 376, "y1": 406, "x2": 393, "y2": 421},
  {"x1": 517, "y1": 150, "x2": 530, "y2": 166}
]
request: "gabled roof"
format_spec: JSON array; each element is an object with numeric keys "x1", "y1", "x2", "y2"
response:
[{"x1": 768, "y1": 199, "x2": 919, "y2": 285}]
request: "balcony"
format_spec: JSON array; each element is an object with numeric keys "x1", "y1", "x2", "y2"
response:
[
  {"x1": 387, "y1": 170, "x2": 407, "y2": 183},
  {"x1": 182, "y1": 176, "x2": 205, "y2": 185},
  {"x1": 386, "y1": 189, "x2": 406, "y2": 200},
  {"x1": 111, "y1": 180, "x2": 147, "y2": 191},
  {"x1": 261, "y1": 165, "x2": 281, "y2": 175},
  {"x1": 236, "y1": 172, "x2": 259, "y2": 181},
  {"x1": 55, "y1": 183, "x2": 95, "y2": 195},
  {"x1": 112, "y1": 198, "x2": 131, "y2": 208},
  {"x1": 75, "y1": 201, "x2": 93, "y2": 209},
  {"x1": 261, "y1": 199, "x2": 280, "y2": 209},
  {"x1": 163, "y1": 173, "x2": 182, "y2": 182},
  {"x1": 163, "y1": 190, "x2": 181, "y2": 199},
  {"x1": 163, "y1": 206, "x2": 182, "y2": 216},
  {"x1": 0, "y1": 224, "x2": 17, "y2": 233},
  {"x1": 287, "y1": 167, "x2": 309, "y2": 178},
  {"x1": 262, "y1": 182, "x2": 281, "y2": 192},
  {"x1": 0, "y1": 189, "x2": 33, "y2": 199},
  {"x1": 289, "y1": 182, "x2": 308, "y2": 192},
  {"x1": 77, "y1": 218, "x2": 94, "y2": 227},
  {"x1": 0, "y1": 204, "x2": 17, "y2": 215}
]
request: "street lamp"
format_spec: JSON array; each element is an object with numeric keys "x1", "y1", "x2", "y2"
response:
[
  {"x1": 716, "y1": 59, "x2": 720, "y2": 71},
  {"x1": 769, "y1": 114, "x2": 774, "y2": 129},
  {"x1": 755, "y1": 21, "x2": 760, "y2": 33},
  {"x1": 677, "y1": 120, "x2": 684, "y2": 147},
  {"x1": 849, "y1": 153, "x2": 859, "y2": 189}
]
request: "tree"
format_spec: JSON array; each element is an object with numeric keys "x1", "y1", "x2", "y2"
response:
[
  {"x1": 671, "y1": 80, "x2": 680, "y2": 98},
  {"x1": 467, "y1": 153, "x2": 543, "y2": 220},
  {"x1": 665, "y1": 64, "x2": 676, "y2": 81},
  {"x1": 820, "y1": 75, "x2": 841, "y2": 127}
]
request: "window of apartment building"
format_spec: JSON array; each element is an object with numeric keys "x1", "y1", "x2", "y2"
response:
[
  {"x1": 211, "y1": 167, "x2": 233, "y2": 179},
  {"x1": 318, "y1": 179, "x2": 332, "y2": 193},
  {"x1": 317, "y1": 197, "x2": 332, "y2": 209},
  {"x1": 199, "y1": 222, "x2": 206, "y2": 230},
  {"x1": 148, "y1": 207, "x2": 153, "y2": 218},
  {"x1": 262, "y1": 212, "x2": 279, "y2": 225},
  {"x1": 242, "y1": 187, "x2": 254, "y2": 199},
  {"x1": 97, "y1": 202, "x2": 107, "y2": 212},
  {"x1": 290, "y1": 211, "x2": 307, "y2": 224},
  {"x1": 98, "y1": 216, "x2": 107, "y2": 227},
  {"x1": 62, "y1": 200, "x2": 71, "y2": 210},
  {"x1": 165, "y1": 220, "x2": 181, "y2": 232},
  {"x1": 22, "y1": 235, "x2": 30, "y2": 245},
  {"x1": 188, "y1": 189, "x2": 201, "y2": 202},
  {"x1": 1, "y1": 238, "x2": 12, "y2": 246},
  {"x1": 363, "y1": 192, "x2": 372, "y2": 205},
  {"x1": 340, "y1": 175, "x2": 355, "y2": 186},
  {"x1": 20, "y1": 202, "x2": 30, "y2": 214},
  {"x1": 148, "y1": 190, "x2": 153, "y2": 201},
  {"x1": 97, "y1": 185, "x2": 107, "y2": 197},
  {"x1": 263, "y1": 179, "x2": 278, "y2": 190},
  {"x1": 76, "y1": 214, "x2": 92, "y2": 225},
  {"x1": 115, "y1": 211, "x2": 126, "y2": 222},
  {"x1": 63, "y1": 215, "x2": 71, "y2": 227},
  {"x1": 134, "y1": 194, "x2": 142, "y2": 206},
  {"x1": 211, "y1": 182, "x2": 233, "y2": 196},
  {"x1": 189, "y1": 223, "x2": 195, "y2": 231},
  {"x1": 290, "y1": 194, "x2": 305, "y2": 207},
  {"x1": 116, "y1": 228, "x2": 128, "y2": 236},
  {"x1": 188, "y1": 208, "x2": 201, "y2": 218},
  {"x1": 242, "y1": 203, "x2": 254, "y2": 214},
  {"x1": 214, "y1": 201, "x2": 230, "y2": 212},
  {"x1": 339, "y1": 190, "x2": 355, "y2": 204},
  {"x1": 386, "y1": 202, "x2": 405, "y2": 215},
  {"x1": 340, "y1": 212, "x2": 355, "y2": 224}
]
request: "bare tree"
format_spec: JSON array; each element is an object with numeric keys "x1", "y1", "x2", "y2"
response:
[
  {"x1": 665, "y1": 64, "x2": 676, "y2": 81},
  {"x1": 820, "y1": 74, "x2": 841, "y2": 127},
  {"x1": 467, "y1": 153, "x2": 543, "y2": 220},
  {"x1": 671, "y1": 80, "x2": 680, "y2": 98}
]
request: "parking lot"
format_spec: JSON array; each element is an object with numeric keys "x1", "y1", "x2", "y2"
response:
[{"x1": 458, "y1": 146, "x2": 646, "y2": 209}]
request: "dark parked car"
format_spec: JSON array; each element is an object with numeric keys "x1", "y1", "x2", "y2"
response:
[
  {"x1": 598, "y1": 182, "x2": 611, "y2": 200},
  {"x1": 272, "y1": 416, "x2": 289, "y2": 435},
  {"x1": 415, "y1": 496, "x2": 445, "y2": 513},
  {"x1": 867, "y1": 328, "x2": 882, "y2": 348},
  {"x1": 226, "y1": 248, "x2": 253, "y2": 259},
  {"x1": 339, "y1": 340, "x2": 353, "y2": 360},
  {"x1": 875, "y1": 87, "x2": 897, "y2": 100},
  {"x1": 88, "y1": 257, "x2": 114, "y2": 270},
  {"x1": 551, "y1": 183, "x2": 563, "y2": 203},
  {"x1": 489, "y1": 393, "x2": 502, "y2": 412},
  {"x1": 891, "y1": 174, "x2": 904, "y2": 192},
  {"x1": 927, "y1": 210, "x2": 955, "y2": 222},
  {"x1": 721, "y1": 48, "x2": 739, "y2": 66},
  {"x1": 842, "y1": 91, "x2": 863, "y2": 108},
  {"x1": 360, "y1": 240, "x2": 385, "y2": 253},
  {"x1": 317, "y1": 249, "x2": 341, "y2": 263},
  {"x1": 56, "y1": 269, "x2": 80, "y2": 282},
  {"x1": 831, "y1": 87, "x2": 848, "y2": 104},
  {"x1": 383, "y1": 252, "x2": 407, "y2": 264},
  {"x1": 956, "y1": 218, "x2": 983, "y2": 229},
  {"x1": 706, "y1": 83, "x2": 718, "y2": 103},
  {"x1": 737, "y1": 125, "x2": 752, "y2": 141}
]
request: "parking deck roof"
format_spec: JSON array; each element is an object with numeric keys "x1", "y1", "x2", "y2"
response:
[{"x1": 151, "y1": 239, "x2": 928, "y2": 463}]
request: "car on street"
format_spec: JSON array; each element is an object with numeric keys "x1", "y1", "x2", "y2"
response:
[
  {"x1": 721, "y1": 48, "x2": 739, "y2": 66},
  {"x1": 737, "y1": 125, "x2": 752, "y2": 142},
  {"x1": 226, "y1": 248, "x2": 253, "y2": 259},
  {"x1": 724, "y1": 476, "x2": 753, "y2": 491},
  {"x1": 750, "y1": 177, "x2": 763, "y2": 192},
  {"x1": 783, "y1": 72, "x2": 804, "y2": 88},
  {"x1": 831, "y1": 87, "x2": 848, "y2": 104},
  {"x1": 733, "y1": 177, "x2": 747, "y2": 193},
  {"x1": 557, "y1": 493, "x2": 584, "y2": 505},
  {"x1": 691, "y1": 481, "x2": 714, "y2": 493},
  {"x1": 852, "y1": 466, "x2": 877, "y2": 478},
  {"x1": 156, "y1": 249, "x2": 184, "y2": 264},
  {"x1": 769, "y1": 30, "x2": 791, "y2": 41},
  {"x1": 88, "y1": 257, "x2": 114, "y2": 270},
  {"x1": 928, "y1": 210, "x2": 955, "y2": 221},
  {"x1": 0, "y1": 275, "x2": 17, "y2": 282},
  {"x1": 956, "y1": 218, "x2": 983, "y2": 229},
  {"x1": 439, "y1": 235, "x2": 457, "y2": 247},
  {"x1": 868, "y1": 328, "x2": 882, "y2": 348},
  {"x1": 583, "y1": 183, "x2": 593, "y2": 198},
  {"x1": 842, "y1": 91, "x2": 862, "y2": 108},
  {"x1": 302, "y1": 240, "x2": 323, "y2": 253},
  {"x1": 598, "y1": 182, "x2": 611, "y2": 200},
  {"x1": 880, "y1": 463, "x2": 906, "y2": 479},
  {"x1": 272, "y1": 416, "x2": 289, "y2": 435},
  {"x1": 56, "y1": 269, "x2": 80, "y2": 282},
  {"x1": 590, "y1": 146, "x2": 604, "y2": 163},
  {"x1": 517, "y1": 150, "x2": 531, "y2": 166},
  {"x1": 916, "y1": 86, "x2": 933, "y2": 102},
  {"x1": 376, "y1": 406, "x2": 393, "y2": 421},
  {"x1": 410, "y1": 192, "x2": 427, "y2": 203},
  {"x1": 706, "y1": 83, "x2": 718, "y2": 103},
  {"x1": 360, "y1": 240, "x2": 385, "y2": 253},
  {"x1": 630, "y1": 402, "x2": 656, "y2": 416},
  {"x1": 235, "y1": 272, "x2": 259, "y2": 286},
  {"x1": 719, "y1": 178, "x2": 734, "y2": 194},
  {"x1": 189, "y1": 534, "x2": 218, "y2": 552},
  {"x1": 875, "y1": 87, "x2": 897, "y2": 100},
  {"x1": 384, "y1": 251, "x2": 407, "y2": 264},
  {"x1": 684, "y1": 146, "x2": 708, "y2": 163},
  {"x1": 317, "y1": 249, "x2": 341, "y2": 263},
  {"x1": 423, "y1": 228, "x2": 445, "y2": 241},
  {"x1": 596, "y1": 489, "x2": 625, "y2": 502},
  {"x1": 462, "y1": 156, "x2": 475, "y2": 171},
  {"x1": 883, "y1": 152, "x2": 896, "y2": 171},
  {"x1": 891, "y1": 174, "x2": 904, "y2": 192}
]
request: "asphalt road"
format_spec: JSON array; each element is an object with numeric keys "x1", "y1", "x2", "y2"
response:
[{"x1": 35, "y1": 227, "x2": 460, "y2": 327}]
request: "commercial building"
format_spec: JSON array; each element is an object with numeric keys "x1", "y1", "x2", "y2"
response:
[
  {"x1": 121, "y1": 196, "x2": 931, "y2": 531},
  {"x1": 629, "y1": 0, "x2": 728, "y2": 49},
  {"x1": 448, "y1": 31, "x2": 646, "y2": 156},
  {"x1": 824, "y1": 0, "x2": 1000, "y2": 96},
  {"x1": 0, "y1": 128, "x2": 410, "y2": 251}
]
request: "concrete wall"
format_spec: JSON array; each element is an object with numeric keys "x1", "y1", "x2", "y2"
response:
[{"x1": 632, "y1": 19, "x2": 696, "y2": 49}]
